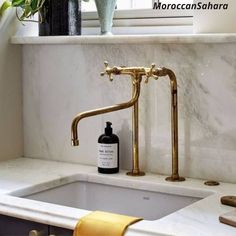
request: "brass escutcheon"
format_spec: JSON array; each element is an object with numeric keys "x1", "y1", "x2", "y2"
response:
[{"x1": 204, "y1": 180, "x2": 220, "y2": 186}]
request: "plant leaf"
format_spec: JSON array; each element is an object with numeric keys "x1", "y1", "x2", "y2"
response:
[
  {"x1": 12, "y1": 0, "x2": 26, "y2": 7},
  {"x1": 31, "y1": 0, "x2": 38, "y2": 11},
  {"x1": 20, "y1": 5, "x2": 32, "y2": 20},
  {"x1": 0, "y1": 1, "x2": 12, "y2": 18}
]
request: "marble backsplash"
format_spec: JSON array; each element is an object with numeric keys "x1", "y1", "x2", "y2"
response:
[{"x1": 23, "y1": 43, "x2": 236, "y2": 183}]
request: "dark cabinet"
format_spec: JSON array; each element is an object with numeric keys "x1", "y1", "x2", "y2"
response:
[
  {"x1": 0, "y1": 215, "x2": 48, "y2": 236},
  {"x1": 0, "y1": 215, "x2": 74, "y2": 236},
  {"x1": 49, "y1": 226, "x2": 73, "y2": 236}
]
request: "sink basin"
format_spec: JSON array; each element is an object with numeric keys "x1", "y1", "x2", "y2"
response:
[{"x1": 24, "y1": 181, "x2": 203, "y2": 220}]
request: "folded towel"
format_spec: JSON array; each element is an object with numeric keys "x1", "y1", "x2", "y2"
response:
[{"x1": 73, "y1": 211, "x2": 142, "y2": 236}]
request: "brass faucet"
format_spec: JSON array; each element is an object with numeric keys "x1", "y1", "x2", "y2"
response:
[{"x1": 71, "y1": 62, "x2": 185, "y2": 182}]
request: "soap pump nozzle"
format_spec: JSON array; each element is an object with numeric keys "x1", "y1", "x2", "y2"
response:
[{"x1": 105, "y1": 121, "x2": 113, "y2": 135}]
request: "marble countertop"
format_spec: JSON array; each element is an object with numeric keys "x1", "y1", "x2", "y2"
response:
[
  {"x1": 11, "y1": 33, "x2": 236, "y2": 45},
  {"x1": 0, "y1": 157, "x2": 235, "y2": 236}
]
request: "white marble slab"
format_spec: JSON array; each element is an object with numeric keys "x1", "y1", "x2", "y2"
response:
[
  {"x1": 22, "y1": 41, "x2": 236, "y2": 183},
  {"x1": 11, "y1": 33, "x2": 236, "y2": 45},
  {"x1": 0, "y1": 158, "x2": 235, "y2": 236}
]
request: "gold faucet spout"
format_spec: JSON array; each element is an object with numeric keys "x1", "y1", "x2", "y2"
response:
[{"x1": 71, "y1": 76, "x2": 141, "y2": 146}]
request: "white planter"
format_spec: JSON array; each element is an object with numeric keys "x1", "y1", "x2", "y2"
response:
[{"x1": 193, "y1": 0, "x2": 236, "y2": 33}]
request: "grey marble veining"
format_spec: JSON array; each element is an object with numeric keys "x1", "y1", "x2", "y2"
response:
[{"x1": 23, "y1": 43, "x2": 236, "y2": 183}]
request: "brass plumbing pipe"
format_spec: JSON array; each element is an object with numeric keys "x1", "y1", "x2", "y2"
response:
[
  {"x1": 152, "y1": 67, "x2": 185, "y2": 182},
  {"x1": 71, "y1": 62, "x2": 185, "y2": 181}
]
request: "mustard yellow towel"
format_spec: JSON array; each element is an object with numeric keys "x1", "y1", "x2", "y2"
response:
[{"x1": 73, "y1": 211, "x2": 143, "y2": 236}]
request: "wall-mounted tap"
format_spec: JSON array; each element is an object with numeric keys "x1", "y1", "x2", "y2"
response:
[{"x1": 71, "y1": 62, "x2": 185, "y2": 182}]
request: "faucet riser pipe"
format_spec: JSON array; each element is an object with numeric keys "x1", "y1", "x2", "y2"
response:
[
  {"x1": 127, "y1": 79, "x2": 145, "y2": 176},
  {"x1": 163, "y1": 70, "x2": 185, "y2": 182}
]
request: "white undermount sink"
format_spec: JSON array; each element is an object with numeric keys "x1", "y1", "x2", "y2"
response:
[{"x1": 24, "y1": 181, "x2": 206, "y2": 220}]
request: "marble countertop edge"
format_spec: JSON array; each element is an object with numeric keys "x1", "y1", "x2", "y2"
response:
[
  {"x1": 10, "y1": 33, "x2": 236, "y2": 45},
  {"x1": 0, "y1": 195, "x2": 166, "y2": 236}
]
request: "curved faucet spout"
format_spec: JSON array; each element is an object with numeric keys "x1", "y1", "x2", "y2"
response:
[{"x1": 71, "y1": 79, "x2": 141, "y2": 146}]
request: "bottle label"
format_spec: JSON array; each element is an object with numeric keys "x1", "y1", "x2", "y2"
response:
[{"x1": 98, "y1": 143, "x2": 118, "y2": 169}]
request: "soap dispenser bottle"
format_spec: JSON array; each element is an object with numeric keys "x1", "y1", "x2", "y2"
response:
[{"x1": 98, "y1": 122, "x2": 119, "y2": 174}]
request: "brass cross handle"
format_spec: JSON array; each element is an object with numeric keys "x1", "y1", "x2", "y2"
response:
[
  {"x1": 100, "y1": 61, "x2": 117, "y2": 81},
  {"x1": 144, "y1": 63, "x2": 159, "y2": 83}
]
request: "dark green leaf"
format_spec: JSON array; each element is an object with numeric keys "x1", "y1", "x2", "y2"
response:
[{"x1": 31, "y1": 0, "x2": 38, "y2": 11}]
